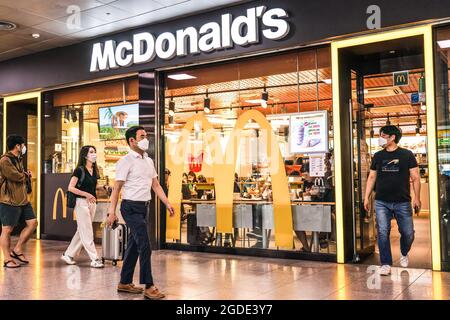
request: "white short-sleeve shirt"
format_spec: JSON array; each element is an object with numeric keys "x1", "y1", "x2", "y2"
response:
[{"x1": 115, "y1": 150, "x2": 158, "y2": 201}]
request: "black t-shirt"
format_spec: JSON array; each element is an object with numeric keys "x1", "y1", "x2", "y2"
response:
[
  {"x1": 370, "y1": 147, "x2": 418, "y2": 202},
  {"x1": 72, "y1": 166, "x2": 98, "y2": 198}
]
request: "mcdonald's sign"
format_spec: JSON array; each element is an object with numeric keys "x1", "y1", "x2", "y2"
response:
[
  {"x1": 393, "y1": 71, "x2": 409, "y2": 86},
  {"x1": 52, "y1": 188, "x2": 77, "y2": 221},
  {"x1": 166, "y1": 109, "x2": 294, "y2": 248}
]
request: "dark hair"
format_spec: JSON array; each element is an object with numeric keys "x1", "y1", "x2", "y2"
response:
[
  {"x1": 188, "y1": 171, "x2": 197, "y2": 183},
  {"x1": 6, "y1": 135, "x2": 25, "y2": 151},
  {"x1": 380, "y1": 125, "x2": 402, "y2": 143},
  {"x1": 125, "y1": 126, "x2": 145, "y2": 146},
  {"x1": 76, "y1": 145, "x2": 100, "y2": 178}
]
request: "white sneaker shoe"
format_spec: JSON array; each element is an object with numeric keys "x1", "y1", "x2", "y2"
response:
[
  {"x1": 90, "y1": 259, "x2": 104, "y2": 268},
  {"x1": 379, "y1": 265, "x2": 391, "y2": 276},
  {"x1": 61, "y1": 254, "x2": 76, "y2": 265},
  {"x1": 400, "y1": 255, "x2": 409, "y2": 268}
]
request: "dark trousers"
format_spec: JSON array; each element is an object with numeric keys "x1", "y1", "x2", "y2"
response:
[{"x1": 120, "y1": 200, "x2": 153, "y2": 286}]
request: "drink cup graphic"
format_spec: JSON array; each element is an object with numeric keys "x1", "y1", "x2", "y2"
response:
[{"x1": 297, "y1": 124, "x2": 305, "y2": 146}]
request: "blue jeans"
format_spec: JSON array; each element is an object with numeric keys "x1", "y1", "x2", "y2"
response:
[
  {"x1": 375, "y1": 200, "x2": 415, "y2": 266},
  {"x1": 120, "y1": 200, "x2": 153, "y2": 286}
]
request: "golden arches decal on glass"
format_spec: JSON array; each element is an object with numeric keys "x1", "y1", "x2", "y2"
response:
[
  {"x1": 52, "y1": 188, "x2": 76, "y2": 221},
  {"x1": 228, "y1": 110, "x2": 293, "y2": 248},
  {"x1": 166, "y1": 114, "x2": 224, "y2": 240},
  {"x1": 166, "y1": 110, "x2": 293, "y2": 249}
]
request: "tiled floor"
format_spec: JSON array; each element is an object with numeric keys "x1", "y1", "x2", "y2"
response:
[{"x1": 0, "y1": 238, "x2": 449, "y2": 300}]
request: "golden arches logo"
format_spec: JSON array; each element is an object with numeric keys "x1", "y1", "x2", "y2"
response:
[
  {"x1": 396, "y1": 74, "x2": 406, "y2": 83},
  {"x1": 52, "y1": 188, "x2": 76, "y2": 221},
  {"x1": 166, "y1": 110, "x2": 293, "y2": 248}
]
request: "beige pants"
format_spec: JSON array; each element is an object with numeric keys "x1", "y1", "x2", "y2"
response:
[{"x1": 65, "y1": 198, "x2": 99, "y2": 261}]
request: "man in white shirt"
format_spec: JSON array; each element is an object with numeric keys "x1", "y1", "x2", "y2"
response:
[{"x1": 107, "y1": 126, "x2": 174, "y2": 300}]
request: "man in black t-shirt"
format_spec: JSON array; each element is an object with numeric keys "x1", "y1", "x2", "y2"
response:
[{"x1": 364, "y1": 125, "x2": 421, "y2": 276}]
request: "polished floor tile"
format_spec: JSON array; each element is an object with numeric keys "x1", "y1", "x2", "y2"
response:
[{"x1": 0, "y1": 238, "x2": 448, "y2": 300}]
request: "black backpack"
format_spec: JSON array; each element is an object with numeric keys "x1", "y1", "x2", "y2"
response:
[{"x1": 67, "y1": 167, "x2": 86, "y2": 209}]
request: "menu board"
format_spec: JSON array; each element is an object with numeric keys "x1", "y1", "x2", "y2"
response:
[
  {"x1": 289, "y1": 111, "x2": 328, "y2": 154},
  {"x1": 309, "y1": 154, "x2": 325, "y2": 177}
]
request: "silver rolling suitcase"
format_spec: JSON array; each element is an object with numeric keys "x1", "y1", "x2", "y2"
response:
[{"x1": 102, "y1": 223, "x2": 129, "y2": 266}]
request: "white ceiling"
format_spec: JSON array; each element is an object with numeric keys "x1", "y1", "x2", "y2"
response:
[{"x1": 0, "y1": 0, "x2": 246, "y2": 62}]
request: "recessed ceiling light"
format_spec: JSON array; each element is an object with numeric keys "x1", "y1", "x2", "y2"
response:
[
  {"x1": 438, "y1": 40, "x2": 450, "y2": 49},
  {"x1": 0, "y1": 21, "x2": 16, "y2": 31},
  {"x1": 168, "y1": 73, "x2": 197, "y2": 80},
  {"x1": 32, "y1": 33, "x2": 40, "y2": 39},
  {"x1": 389, "y1": 50, "x2": 396, "y2": 54},
  {"x1": 322, "y1": 78, "x2": 332, "y2": 84}
]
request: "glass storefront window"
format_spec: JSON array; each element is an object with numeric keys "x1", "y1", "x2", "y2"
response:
[
  {"x1": 43, "y1": 78, "x2": 138, "y2": 198},
  {"x1": 163, "y1": 47, "x2": 335, "y2": 254}
]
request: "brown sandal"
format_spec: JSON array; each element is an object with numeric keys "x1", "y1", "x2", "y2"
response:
[{"x1": 3, "y1": 260, "x2": 20, "y2": 268}]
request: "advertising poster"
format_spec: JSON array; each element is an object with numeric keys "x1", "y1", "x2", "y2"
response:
[
  {"x1": 289, "y1": 111, "x2": 328, "y2": 154},
  {"x1": 98, "y1": 103, "x2": 139, "y2": 140}
]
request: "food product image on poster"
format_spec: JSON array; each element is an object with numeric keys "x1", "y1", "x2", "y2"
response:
[{"x1": 289, "y1": 111, "x2": 328, "y2": 154}]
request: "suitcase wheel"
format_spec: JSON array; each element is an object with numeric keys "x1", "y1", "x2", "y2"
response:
[
  {"x1": 112, "y1": 260, "x2": 117, "y2": 266},
  {"x1": 101, "y1": 258, "x2": 105, "y2": 264}
]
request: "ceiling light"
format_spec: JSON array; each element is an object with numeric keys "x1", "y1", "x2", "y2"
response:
[
  {"x1": 245, "y1": 99, "x2": 265, "y2": 104},
  {"x1": 71, "y1": 109, "x2": 78, "y2": 122},
  {"x1": 168, "y1": 73, "x2": 197, "y2": 80},
  {"x1": 437, "y1": 40, "x2": 450, "y2": 49},
  {"x1": 32, "y1": 33, "x2": 40, "y2": 39},
  {"x1": 322, "y1": 78, "x2": 332, "y2": 84},
  {"x1": 168, "y1": 98, "x2": 175, "y2": 116},
  {"x1": 261, "y1": 100, "x2": 267, "y2": 108},
  {"x1": 0, "y1": 21, "x2": 16, "y2": 31},
  {"x1": 261, "y1": 87, "x2": 269, "y2": 109},
  {"x1": 204, "y1": 90, "x2": 210, "y2": 114},
  {"x1": 421, "y1": 104, "x2": 427, "y2": 111},
  {"x1": 416, "y1": 117, "x2": 422, "y2": 129}
]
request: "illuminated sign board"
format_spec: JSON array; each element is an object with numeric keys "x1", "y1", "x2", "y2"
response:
[
  {"x1": 90, "y1": 6, "x2": 290, "y2": 72},
  {"x1": 289, "y1": 111, "x2": 329, "y2": 154}
]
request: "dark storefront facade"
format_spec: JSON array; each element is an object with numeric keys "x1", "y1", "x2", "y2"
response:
[{"x1": 1, "y1": 0, "x2": 450, "y2": 271}]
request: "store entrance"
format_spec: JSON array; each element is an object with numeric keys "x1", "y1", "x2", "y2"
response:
[
  {"x1": 4, "y1": 95, "x2": 40, "y2": 237},
  {"x1": 339, "y1": 36, "x2": 432, "y2": 268}
]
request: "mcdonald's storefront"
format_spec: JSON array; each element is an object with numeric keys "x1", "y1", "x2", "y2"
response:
[{"x1": 2, "y1": 0, "x2": 450, "y2": 271}]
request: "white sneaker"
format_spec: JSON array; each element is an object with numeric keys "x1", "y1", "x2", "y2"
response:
[
  {"x1": 379, "y1": 265, "x2": 391, "y2": 276},
  {"x1": 90, "y1": 259, "x2": 104, "y2": 268},
  {"x1": 61, "y1": 254, "x2": 76, "y2": 265},
  {"x1": 400, "y1": 255, "x2": 409, "y2": 268}
]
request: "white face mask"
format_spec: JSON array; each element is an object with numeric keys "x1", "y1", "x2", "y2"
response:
[
  {"x1": 21, "y1": 145, "x2": 27, "y2": 155},
  {"x1": 137, "y1": 138, "x2": 149, "y2": 151},
  {"x1": 378, "y1": 137, "x2": 388, "y2": 147},
  {"x1": 87, "y1": 153, "x2": 97, "y2": 163}
]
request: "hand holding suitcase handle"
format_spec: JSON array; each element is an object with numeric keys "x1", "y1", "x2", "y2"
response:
[{"x1": 106, "y1": 213, "x2": 119, "y2": 228}]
